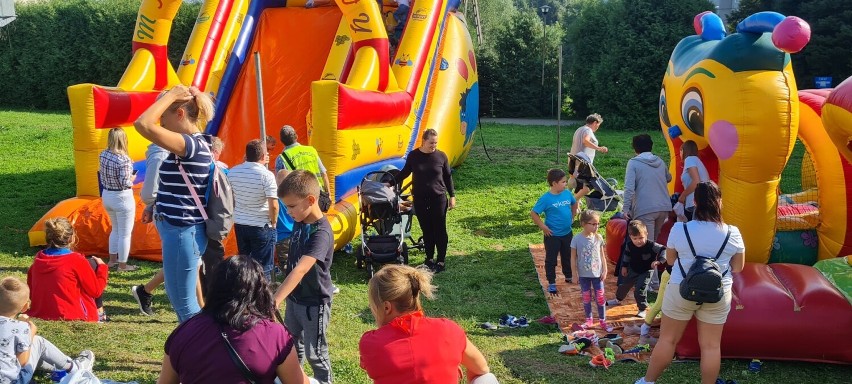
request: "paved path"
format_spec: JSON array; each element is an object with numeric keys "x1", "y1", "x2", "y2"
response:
[{"x1": 481, "y1": 117, "x2": 581, "y2": 126}]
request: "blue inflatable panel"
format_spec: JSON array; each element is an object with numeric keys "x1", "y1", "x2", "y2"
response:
[{"x1": 334, "y1": 158, "x2": 407, "y2": 201}]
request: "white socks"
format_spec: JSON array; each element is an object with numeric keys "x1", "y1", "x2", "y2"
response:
[
  {"x1": 635, "y1": 378, "x2": 655, "y2": 384},
  {"x1": 640, "y1": 323, "x2": 651, "y2": 336}
]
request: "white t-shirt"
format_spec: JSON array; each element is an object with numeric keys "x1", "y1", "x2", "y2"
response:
[
  {"x1": 227, "y1": 162, "x2": 278, "y2": 227},
  {"x1": 0, "y1": 316, "x2": 32, "y2": 383},
  {"x1": 570, "y1": 125, "x2": 598, "y2": 163},
  {"x1": 681, "y1": 156, "x2": 710, "y2": 209},
  {"x1": 667, "y1": 221, "x2": 745, "y2": 290}
]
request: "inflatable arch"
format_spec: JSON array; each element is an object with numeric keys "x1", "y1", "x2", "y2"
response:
[
  {"x1": 28, "y1": 0, "x2": 479, "y2": 258},
  {"x1": 608, "y1": 11, "x2": 851, "y2": 364}
]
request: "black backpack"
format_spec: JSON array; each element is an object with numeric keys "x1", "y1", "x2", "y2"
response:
[{"x1": 677, "y1": 224, "x2": 731, "y2": 304}]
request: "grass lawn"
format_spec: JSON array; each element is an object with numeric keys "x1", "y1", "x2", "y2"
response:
[{"x1": 0, "y1": 110, "x2": 849, "y2": 383}]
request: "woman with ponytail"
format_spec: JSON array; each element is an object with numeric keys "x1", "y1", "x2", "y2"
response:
[
  {"x1": 359, "y1": 265, "x2": 498, "y2": 383},
  {"x1": 134, "y1": 84, "x2": 216, "y2": 322}
]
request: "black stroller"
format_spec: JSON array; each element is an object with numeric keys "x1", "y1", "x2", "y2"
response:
[
  {"x1": 567, "y1": 153, "x2": 623, "y2": 211},
  {"x1": 355, "y1": 170, "x2": 423, "y2": 278}
]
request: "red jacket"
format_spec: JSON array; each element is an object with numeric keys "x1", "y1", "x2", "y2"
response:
[
  {"x1": 27, "y1": 248, "x2": 108, "y2": 322},
  {"x1": 359, "y1": 311, "x2": 467, "y2": 384}
]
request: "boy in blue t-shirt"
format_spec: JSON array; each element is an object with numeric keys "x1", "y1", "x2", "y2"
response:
[{"x1": 531, "y1": 169, "x2": 590, "y2": 295}]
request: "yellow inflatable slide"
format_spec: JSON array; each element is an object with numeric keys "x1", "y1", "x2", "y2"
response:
[{"x1": 28, "y1": 0, "x2": 479, "y2": 260}]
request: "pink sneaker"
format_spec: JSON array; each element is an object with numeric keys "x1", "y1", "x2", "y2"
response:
[
  {"x1": 600, "y1": 320, "x2": 614, "y2": 332},
  {"x1": 584, "y1": 317, "x2": 595, "y2": 329}
]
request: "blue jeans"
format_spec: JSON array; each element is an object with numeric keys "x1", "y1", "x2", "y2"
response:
[
  {"x1": 155, "y1": 216, "x2": 207, "y2": 323},
  {"x1": 235, "y1": 223, "x2": 276, "y2": 280}
]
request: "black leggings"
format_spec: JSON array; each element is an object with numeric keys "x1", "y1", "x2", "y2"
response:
[{"x1": 414, "y1": 194, "x2": 449, "y2": 263}]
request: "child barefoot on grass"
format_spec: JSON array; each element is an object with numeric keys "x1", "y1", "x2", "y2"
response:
[
  {"x1": 530, "y1": 169, "x2": 590, "y2": 295},
  {"x1": 571, "y1": 210, "x2": 611, "y2": 331},
  {"x1": 0, "y1": 276, "x2": 95, "y2": 382}
]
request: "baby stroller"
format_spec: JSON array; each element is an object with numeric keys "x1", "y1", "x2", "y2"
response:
[
  {"x1": 355, "y1": 169, "x2": 423, "y2": 278},
  {"x1": 567, "y1": 152, "x2": 623, "y2": 211}
]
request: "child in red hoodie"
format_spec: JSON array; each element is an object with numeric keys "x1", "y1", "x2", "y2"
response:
[{"x1": 28, "y1": 218, "x2": 109, "y2": 322}]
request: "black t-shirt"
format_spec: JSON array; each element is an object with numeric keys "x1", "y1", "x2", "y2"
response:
[
  {"x1": 287, "y1": 216, "x2": 334, "y2": 305},
  {"x1": 623, "y1": 240, "x2": 666, "y2": 273},
  {"x1": 397, "y1": 149, "x2": 455, "y2": 198}
]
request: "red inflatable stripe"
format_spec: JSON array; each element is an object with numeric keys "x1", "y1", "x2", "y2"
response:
[
  {"x1": 336, "y1": 86, "x2": 412, "y2": 130},
  {"x1": 131, "y1": 42, "x2": 169, "y2": 90},
  {"x1": 93, "y1": 87, "x2": 159, "y2": 129},
  {"x1": 192, "y1": 0, "x2": 234, "y2": 90}
]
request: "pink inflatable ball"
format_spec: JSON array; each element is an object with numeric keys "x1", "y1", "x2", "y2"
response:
[{"x1": 772, "y1": 16, "x2": 811, "y2": 53}]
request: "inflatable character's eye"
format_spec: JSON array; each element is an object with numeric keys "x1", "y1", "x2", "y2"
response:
[
  {"x1": 659, "y1": 87, "x2": 671, "y2": 127},
  {"x1": 681, "y1": 88, "x2": 704, "y2": 136}
]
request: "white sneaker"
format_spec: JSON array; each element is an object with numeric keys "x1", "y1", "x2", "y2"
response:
[
  {"x1": 623, "y1": 323, "x2": 642, "y2": 336},
  {"x1": 332, "y1": 285, "x2": 340, "y2": 295},
  {"x1": 637, "y1": 310, "x2": 647, "y2": 318},
  {"x1": 606, "y1": 299, "x2": 621, "y2": 306},
  {"x1": 72, "y1": 350, "x2": 95, "y2": 372}
]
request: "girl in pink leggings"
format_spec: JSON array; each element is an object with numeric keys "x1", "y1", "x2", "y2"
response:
[{"x1": 570, "y1": 210, "x2": 612, "y2": 332}]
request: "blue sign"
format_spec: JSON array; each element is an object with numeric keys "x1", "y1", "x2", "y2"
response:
[{"x1": 815, "y1": 76, "x2": 833, "y2": 89}]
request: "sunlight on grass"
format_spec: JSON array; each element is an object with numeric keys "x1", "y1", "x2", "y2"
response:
[{"x1": 0, "y1": 111, "x2": 847, "y2": 383}]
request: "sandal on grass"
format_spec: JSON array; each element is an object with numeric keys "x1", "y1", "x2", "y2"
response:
[{"x1": 116, "y1": 264, "x2": 139, "y2": 272}]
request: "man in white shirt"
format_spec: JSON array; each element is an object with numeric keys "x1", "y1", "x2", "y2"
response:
[
  {"x1": 570, "y1": 113, "x2": 608, "y2": 164},
  {"x1": 227, "y1": 139, "x2": 279, "y2": 280}
]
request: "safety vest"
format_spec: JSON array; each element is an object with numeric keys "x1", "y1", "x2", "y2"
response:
[{"x1": 280, "y1": 145, "x2": 324, "y2": 188}]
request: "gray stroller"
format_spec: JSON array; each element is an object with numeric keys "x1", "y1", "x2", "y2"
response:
[{"x1": 567, "y1": 153, "x2": 623, "y2": 211}]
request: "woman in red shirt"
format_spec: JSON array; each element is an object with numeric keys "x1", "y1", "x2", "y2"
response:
[
  {"x1": 28, "y1": 218, "x2": 108, "y2": 322},
  {"x1": 359, "y1": 265, "x2": 497, "y2": 384}
]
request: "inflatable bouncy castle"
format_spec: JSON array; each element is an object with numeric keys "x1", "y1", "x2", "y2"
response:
[
  {"x1": 28, "y1": 0, "x2": 478, "y2": 258},
  {"x1": 608, "y1": 11, "x2": 851, "y2": 364}
]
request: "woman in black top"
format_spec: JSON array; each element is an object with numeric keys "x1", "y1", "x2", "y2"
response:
[{"x1": 397, "y1": 129, "x2": 456, "y2": 272}]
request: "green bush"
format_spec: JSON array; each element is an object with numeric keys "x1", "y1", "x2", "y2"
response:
[{"x1": 0, "y1": 0, "x2": 200, "y2": 110}]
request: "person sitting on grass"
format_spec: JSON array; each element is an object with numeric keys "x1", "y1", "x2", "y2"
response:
[
  {"x1": 27, "y1": 218, "x2": 108, "y2": 323},
  {"x1": 359, "y1": 264, "x2": 497, "y2": 384},
  {"x1": 158, "y1": 255, "x2": 313, "y2": 384},
  {"x1": 0, "y1": 276, "x2": 95, "y2": 383},
  {"x1": 530, "y1": 168, "x2": 590, "y2": 295},
  {"x1": 606, "y1": 220, "x2": 665, "y2": 321}
]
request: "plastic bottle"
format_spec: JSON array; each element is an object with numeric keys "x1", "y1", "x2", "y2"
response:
[{"x1": 50, "y1": 369, "x2": 68, "y2": 382}]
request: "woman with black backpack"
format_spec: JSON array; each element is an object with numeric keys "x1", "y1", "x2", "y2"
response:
[{"x1": 635, "y1": 181, "x2": 745, "y2": 384}]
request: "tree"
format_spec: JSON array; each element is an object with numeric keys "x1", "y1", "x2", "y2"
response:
[{"x1": 565, "y1": 0, "x2": 715, "y2": 130}]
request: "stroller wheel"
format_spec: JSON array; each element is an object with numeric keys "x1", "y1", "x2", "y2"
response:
[
  {"x1": 400, "y1": 243, "x2": 409, "y2": 265},
  {"x1": 356, "y1": 245, "x2": 365, "y2": 269},
  {"x1": 366, "y1": 261, "x2": 375, "y2": 279}
]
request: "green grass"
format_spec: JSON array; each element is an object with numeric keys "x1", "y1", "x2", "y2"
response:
[{"x1": 1, "y1": 110, "x2": 849, "y2": 383}]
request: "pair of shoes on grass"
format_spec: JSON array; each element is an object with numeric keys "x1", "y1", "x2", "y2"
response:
[
  {"x1": 423, "y1": 259, "x2": 445, "y2": 273},
  {"x1": 499, "y1": 314, "x2": 529, "y2": 328}
]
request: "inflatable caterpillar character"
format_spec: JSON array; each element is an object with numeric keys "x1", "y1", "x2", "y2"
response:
[{"x1": 660, "y1": 11, "x2": 810, "y2": 262}]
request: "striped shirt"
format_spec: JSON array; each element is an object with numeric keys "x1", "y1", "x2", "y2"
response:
[
  {"x1": 155, "y1": 134, "x2": 213, "y2": 226},
  {"x1": 99, "y1": 150, "x2": 134, "y2": 191},
  {"x1": 227, "y1": 161, "x2": 278, "y2": 227}
]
